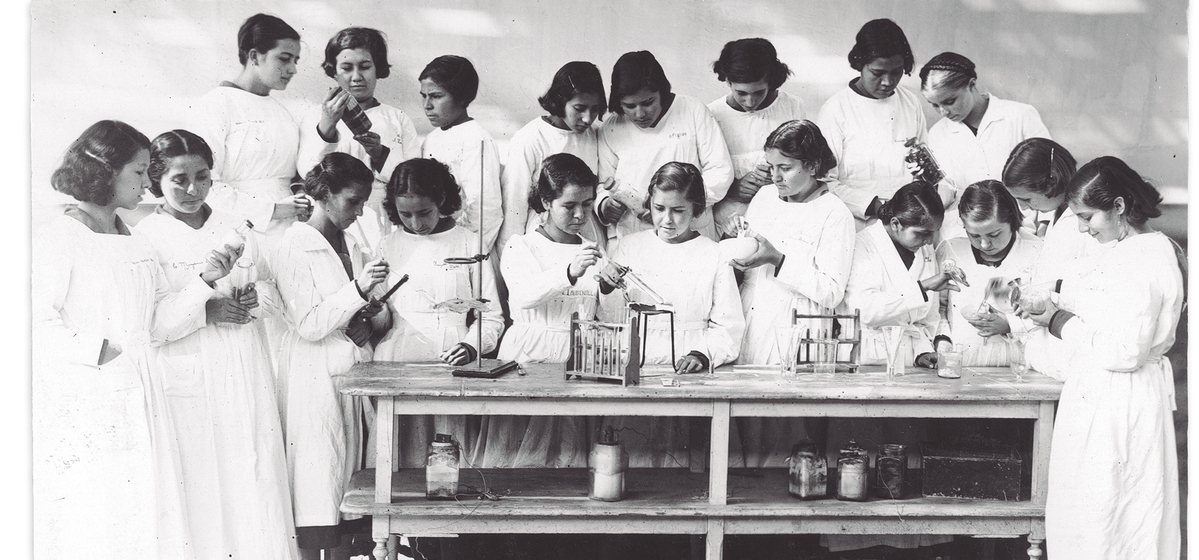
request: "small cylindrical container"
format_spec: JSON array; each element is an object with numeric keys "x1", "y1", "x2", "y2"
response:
[
  {"x1": 217, "y1": 220, "x2": 256, "y2": 288},
  {"x1": 875, "y1": 444, "x2": 907, "y2": 499},
  {"x1": 589, "y1": 428, "x2": 628, "y2": 501},
  {"x1": 836, "y1": 441, "x2": 869, "y2": 502},
  {"x1": 426, "y1": 433, "x2": 460, "y2": 500},
  {"x1": 787, "y1": 443, "x2": 828, "y2": 500}
]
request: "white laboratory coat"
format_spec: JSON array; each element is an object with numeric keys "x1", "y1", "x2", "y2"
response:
[
  {"x1": 135, "y1": 210, "x2": 297, "y2": 560},
  {"x1": 816, "y1": 84, "x2": 927, "y2": 223},
  {"x1": 926, "y1": 96, "x2": 1050, "y2": 240},
  {"x1": 597, "y1": 94, "x2": 734, "y2": 240},
  {"x1": 297, "y1": 102, "x2": 421, "y2": 251},
  {"x1": 935, "y1": 230, "x2": 1041, "y2": 366},
  {"x1": 190, "y1": 84, "x2": 301, "y2": 235},
  {"x1": 33, "y1": 213, "x2": 213, "y2": 560},
  {"x1": 496, "y1": 116, "x2": 603, "y2": 256},
  {"x1": 372, "y1": 226, "x2": 504, "y2": 362},
  {"x1": 421, "y1": 120, "x2": 504, "y2": 253},
  {"x1": 708, "y1": 90, "x2": 808, "y2": 234},
  {"x1": 598, "y1": 229, "x2": 744, "y2": 468},
  {"x1": 738, "y1": 187, "x2": 855, "y2": 364},
  {"x1": 841, "y1": 220, "x2": 940, "y2": 366},
  {"x1": 498, "y1": 232, "x2": 604, "y2": 364},
  {"x1": 272, "y1": 221, "x2": 388, "y2": 528},
  {"x1": 1026, "y1": 232, "x2": 1182, "y2": 560}
]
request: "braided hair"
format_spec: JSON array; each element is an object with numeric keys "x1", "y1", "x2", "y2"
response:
[{"x1": 919, "y1": 52, "x2": 977, "y2": 93}]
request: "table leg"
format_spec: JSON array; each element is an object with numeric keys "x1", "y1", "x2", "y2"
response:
[
  {"x1": 1027, "y1": 537, "x2": 1044, "y2": 559},
  {"x1": 376, "y1": 397, "x2": 395, "y2": 504},
  {"x1": 1030, "y1": 401, "x2": 1055, "y2": 504},
  {"x1": 705, "y1": 518, "x2": 725, "y2": 560},
  {"x1": 708, "y1": 401, "x2": 730, "y2": 505}
]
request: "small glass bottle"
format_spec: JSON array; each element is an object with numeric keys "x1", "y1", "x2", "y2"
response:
[
  {"x1": 589, "y1": 427, "x2": 628, "y2": 502},
  {"x1": 426, "y1": 433, "x2": 460, "y2": 500},
  {"x1": 875, "y1": 444, "x2": 907, "y2": 499},
  {"x1": 836, "y1": 441, "x2": 869, "y2": 502},
  {"x1": 218, "y1": 220, "x2": 256, "y2": 289},
  {"x1": 787, "y1": 443, "x2": 828, "y2": 500}
]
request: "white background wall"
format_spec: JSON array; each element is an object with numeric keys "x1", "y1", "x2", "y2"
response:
[{"x1": 29, "y1": 0, "x2": 1188, "y2": 232}]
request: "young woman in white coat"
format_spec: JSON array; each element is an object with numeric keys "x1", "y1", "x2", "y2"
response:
[
  {"x1": 1019, "y1": 157, "x2": 1182, "y2": 560},
  {"x1": 724, "y1": 120, "x2": 854, "y2": 468},
  {"x1": 829, "y1": 181, "x2": 958, "y2": 555},
  {"x1": 273, "y1": 153, "x2": 392, "y2": 560},
  {"x1": 816, "y1": 19, "x2": 934, "y2": 227},
  {"x1": 1002, "y1": 137, "x2": 1109, "y2": 283},
  {"x1": 419, "y1": 55, "x2": 503, "y2": 252},
  {"x1": 936, "y1": 180, "x2": 1042, "y2": 367},
  {"x1": 597, "y1": 51, "x2": 734, "y2": 241},
  {"x1": 596, "y1": 162, "x2": 745, "y2": 467},
  {"x1": 135, "y1": 130, "x2": 297, "y2": 560},
  {"x1": 497, "y1": 61, "x2": 607, "y2": 256},
  {"x1": 707, "y1": 38, "x2": 806, "y2": 235},
  {"x1": 298, "y1": 26, "x2": 421, "y2": 252},
  {"x1": 33, "y1": 121, "x2": 217, "y2": 560},
  {"x1": 190, "y1": 14, "x2": 311, "y2": 237},
  {"x1": 372, "y1": 158, "x2": 504, "y2": 467},
  {"x1": 919, "y1": 52, "x2": 1051, "y2": 240}
]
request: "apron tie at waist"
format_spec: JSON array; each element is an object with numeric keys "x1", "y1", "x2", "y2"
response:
[{"x1": 1147, "y1": 356, "x2": 1177, "y2": 412}]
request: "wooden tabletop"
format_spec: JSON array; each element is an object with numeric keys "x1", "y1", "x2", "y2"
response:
[{"x1": 337, "y1": 362, "x2": 1063, "y2": 402}]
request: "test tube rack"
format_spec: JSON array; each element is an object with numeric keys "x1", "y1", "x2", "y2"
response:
[{"x1": 565, "y1": 311, "x2": 641, "y2": 386}]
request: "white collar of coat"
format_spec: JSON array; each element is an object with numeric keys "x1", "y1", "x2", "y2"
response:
[
  {"x1": 866, "y1": 219, "x2": 931, "y2": 279},
  {"x1": 288, "y1": 220, "x2": 362, "y2": 255},
  {"x1": 942, "y1": 94, "x2": 1006, "y2": 134}
]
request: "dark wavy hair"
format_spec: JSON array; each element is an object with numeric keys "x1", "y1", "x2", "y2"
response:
[
  {"x1": 878, "y1": 180, "x2": 944, "y2": 228},
  {"x1": 419, "y1": 55, "x2": 479, "y2": 106},
  {"x1": 237, "y1": 13, "x2": 299, "y2": 66},
  {"x1": 51, "y1": 120, "x2": 151, "y2": 205},
  {"x1": 301, "y1": 152, "x2": 374, "y2": 202},
  {"x1": 609, "y1": 51, "x2": 672, "y2": 116},
  {"x1": 1002, "y1": 138, "x2": 1076, "y2": 199},
  {"x1": 763, "y1": 120, "x2": 837, "y2": 178},
  {"x1": 847, "y1": 18, "x2": 914, "y2": 74},
  {"x1": 959, "y1": 179, "x2": 1024, "y2": 232},
  {"x1": 919, "y1": 51, "x2": 977, "y2": 93},
  {"x1": 538, "y1": 61, "x2": 607, "y2": 118},
  {"x1": 712, "y1": 38, "x2": 791, "y2": 89},
  {"x1": 1067, "y1": 156, "x2": 1163, "y2": 227},
  {"x1": 384, "y1": 158, "x2": 463, "y2": 225},
  {"x1": 148, "y1": 129, "x2": 214, "y2": 198},
  {"x1": 644, "y1": 161, "x2": 705, "y2": 217},
  {"x1": 529, "y1": 153, "x2": 598, "y2": 213},
  {"x1": 322, "y1": 27, "x2": 391, "y2": 79}
]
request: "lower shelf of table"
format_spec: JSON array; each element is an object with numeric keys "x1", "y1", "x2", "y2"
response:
[{"x1": 343, "y1": 468, "x2": 1043, "y2": 536}]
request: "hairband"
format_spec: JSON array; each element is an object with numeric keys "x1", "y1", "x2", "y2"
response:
[
  {"x1": 926, "y1": 61, "x2": 976, "y2": 80},
  {"x1": 83, "y1": 149, "x2": 112, "y2": 168}
]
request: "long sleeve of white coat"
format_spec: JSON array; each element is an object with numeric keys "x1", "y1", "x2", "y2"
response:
[
  {"x1": 844, "y1": 256, "x2": 929, "y2": 327},
  {"x1": 692, "y1": 104, "x2": 736, "y2": 208},
  {"x1": 501, "y1": 235, "x2": 577, "y2": 310},
  {"x1": 465, "y1": 256, "x2": 505, "y2": 354},
  {"x1": 701, "y1": 261, "x2": 746, "y2": 366},
  {"x1": 498, "y1": 139, "x2": 540, "y2": 258},
  {"x1": 1056, "y1": 268, "x2": 1164, "y2": 372},
  {"x1": 273, "y1": 244, "x2": 369, "y2": 343}
]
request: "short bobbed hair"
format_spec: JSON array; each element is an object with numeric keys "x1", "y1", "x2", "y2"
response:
[
  {"x1": 609, "y1": 51, "x2": 672, "y2": 116},
  {"x1": 419, "y1": 55, "x2": 479, "y2": 106},
  {"x1": 51, "y1": 120, "x2": 151, "y2": 206},
  {"x1": 1001, "y1": 137, "x2": 1076, "y2": 199},
  {"x1": 958, "y1": 179, "x2": 1024, "y2": 233},
  {"x1": 237, "y1": 13, "x2": 299, "y2": 66},
  {"x1": 847, "y1": 18, "x2": 914, "y2": 75},
  {"x1": 148, "y1": 129, "x2": 214, "y2": 197},
  {"x1": 322, "y1": 27, "x2": 391, "y2": 79},
  {"x1": 530, "y1": 153, "x2": 598, "y2": 214},
  {"x1": 384, "y1": 158, "x2": 464, "y2": 225},
  {"x1": 878, "y1": 180, "x2": 944, "y2": 228},
  {"x1": 1067, "y1": 156, "x2": 1163, "y2": 227},
  {"x1": 302, "y1": 152, "x2": 374, "y2": 202},
  {"x1": 919, "y1": 51, "x2": 977, "y2": 93},
  {"x1": 712, "y1": 38, "x2": 791, "y2": 89},
  {"x1": 763, "y1": 120, "x2": 837, "y2": 179},
  {"x1": 644, "y1": 161, "x2": 705, "y2": 217},
  {"x1": 538, "y1": 61, "x2": 607, "y2": 118}
]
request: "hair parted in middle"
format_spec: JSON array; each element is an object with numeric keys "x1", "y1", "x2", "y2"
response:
[
  {"x1": 322, "y1": 27, "x2": 391, "y2": 79},
  {"x1": 608, "y1": 50, "x2": 672, "y2": 116},
  {"x1": 384, "y1": 157, "x2": 464, "y2": 225}
]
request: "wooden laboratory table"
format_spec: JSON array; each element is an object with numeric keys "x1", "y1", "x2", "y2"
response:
[{"x1": 337, "y1": 363, "x2": 1063, "y2": 560}]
